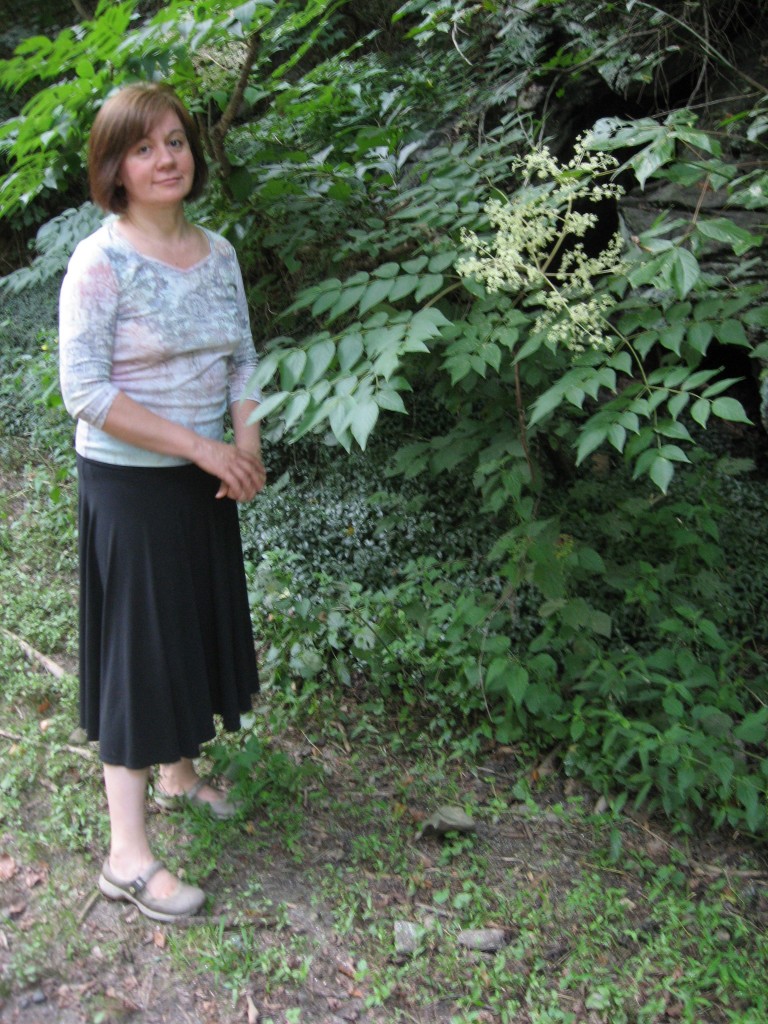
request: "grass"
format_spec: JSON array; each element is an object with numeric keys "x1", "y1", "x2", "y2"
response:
[
  {"x1": 2, "y1": 648, "x2": 768, "y2": 1022},
  {"x1": 1, "y1": 442, "x2": 768, "y2": 1024}
]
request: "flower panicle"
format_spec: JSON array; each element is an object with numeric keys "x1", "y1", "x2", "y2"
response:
[{"x1": 456, "y1": 134, "x2": 625, "y2": 354}]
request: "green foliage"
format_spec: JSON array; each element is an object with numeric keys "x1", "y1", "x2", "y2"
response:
[
  {"x1": 0, "y1": 203, "x2": 103, "y2": 293},
  {"x1": 0, "y1": 0, "x2": 350, "y2": 226},
  {"x1": 2, "y1": 0, "x2": 768, "y2": 838}
]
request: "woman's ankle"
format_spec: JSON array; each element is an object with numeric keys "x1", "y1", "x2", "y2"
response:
[{"x1": 157, "y1": 758, "x2": 199, "y2": 795}]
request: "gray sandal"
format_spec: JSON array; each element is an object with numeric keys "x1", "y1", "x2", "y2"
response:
[
  {"x1": 154, "y1": 777, "x2": 242, "y2": 820},
  {"x1": 98, "y1": 859, "x2": 205, "y2": 923}
]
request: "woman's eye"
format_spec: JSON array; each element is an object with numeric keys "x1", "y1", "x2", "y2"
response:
[{"x1": 170, "y1": 138, "x2": 185, "y2": 148}]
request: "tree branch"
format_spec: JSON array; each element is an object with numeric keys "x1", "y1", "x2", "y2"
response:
[
  {"x1": 70, "y1": 0, "x2": 92, "y2": 20},
  {"x1": 211, "y1": 31, "x2": 261, "y2": 177}
]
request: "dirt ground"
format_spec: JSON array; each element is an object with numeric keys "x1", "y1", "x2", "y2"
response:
[{"x1": 2, "y1": 724, "x2": 768, "y2": 1024}]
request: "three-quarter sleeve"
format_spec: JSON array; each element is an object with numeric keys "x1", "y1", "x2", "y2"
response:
[
  {"x1": 226, "y1": 250, "x2": 262, "y2": 407},
  {"x1": 59, "y1": 241, "x2": 121, "y2": 428}
]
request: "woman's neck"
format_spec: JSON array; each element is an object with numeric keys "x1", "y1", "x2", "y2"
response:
[
  {"x1": 116, "y1": 206, "x2": 209, "y2": 269},
  {"x1": 120, "y1": 204, "x2": 189, "y2": 243}
]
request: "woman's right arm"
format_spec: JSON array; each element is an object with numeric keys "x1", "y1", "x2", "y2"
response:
[
  {"x1": 59, "y1": 240, "x2": 263, "y2": 502},
  {"x1": 102, "y1": 392, "x2": 263, "y2": 501}
]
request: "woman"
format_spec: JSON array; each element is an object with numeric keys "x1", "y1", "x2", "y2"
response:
[{"x1": 59, "y1": 83, "x2": 266, "y2": 922}]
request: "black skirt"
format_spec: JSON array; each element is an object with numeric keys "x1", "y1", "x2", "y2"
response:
[{"x1": 77, "y1": 455, "x2": 259, "y2": 769}]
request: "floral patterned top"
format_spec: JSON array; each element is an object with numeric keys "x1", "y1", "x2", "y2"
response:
[{"x1": 59, "y1": 221, "x2": 261, "y2": 467}]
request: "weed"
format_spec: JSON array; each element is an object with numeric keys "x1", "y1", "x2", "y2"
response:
[{"x1": 173, "y1": 922, "x2": 312, "y2": 1003}]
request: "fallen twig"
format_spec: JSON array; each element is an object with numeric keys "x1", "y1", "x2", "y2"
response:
[
  {"x1": 0, "y1": 727, "x2": 93, "y2": 758},
  {"x1": 154, "y1": 912, "x2": 279, "y2": 930},
  {"x1": 692, "y1": 863, "x2": 768, "y2": 880},
  {"x1": 64, "y1": 745, "x2": 95, "y2": 758},
  {"x1": 2, "y1": 627, "x2": 69, "y2": 680},
  {"x1": 77, "y1": 889, "x2": 100, "y2": 926}
]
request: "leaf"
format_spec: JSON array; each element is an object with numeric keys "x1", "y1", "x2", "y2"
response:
[
  {"x1": 607, "y1": 423, "x2": 626, "y2": 451},
  {"x1": 376, "y1": 388, "x2": 406, "y2": 413},
  {"x1": 282, "y1": 391, "x2": 311, "y2": 429},
  {"x1": 609, "y1": 350, "x2": 632, "y2": 375},
  {"x1": 575, "y1": 427, "x2": 608, "y2": 466},
  {"x1": 402, "y1": 255, "x2": 428, "y2": 274},
  {"x1": 328, "y1": 284, "x2": 367, "y2": 321},
  {"x1": 486, "y1": 656, "x2": 512, "y2": 691},
  {"x1": 695, "y1": 217, "x2": 762, "y2": 255},
  {"x1": 412, "y1": 306, "x2": 452, "y2": 329},
  {"x1": 350, "y1": 398, "x2": 379, "y2": 449},
  {"x1": 279, "y1": 349, "x2": 307, "y2": 389},
  {"x1": 358, "y1": 278, "x2": 393, "y2": 315},
  {"x1": 312, "y1": 286, "x2": 342, "y2": 317},
  {"x1": 711, "y1": 397, "x2": 751, "y2": 424},
  {"x1": 373, "y1": 347, "x2": 401, "y2": 379},
  {"x1": 408, "y1": 307, "x2": 450, "y2": 346},
  {"x1": 529, "y1": 385, "x2": 566, "y2": 427},
  {"x1": 388, "y1": 274, "x2": 420, "y2": 302},
  {"x1": 631, "y1": 135, "x2": 676, "y2": 188},
  {"x1": 329, "y1": 395, "x2": 355, "y2": 439},
  {"x1": 714, "y1": 319, "x2": 749, "y2": 347},
  {"x1": 587, "y1": 609, "x2": 612, "y2": 637},
  {"x1": 657, "y1": 444, "x2": 690, "y2": 462},
  {"x1": 428, "y1": 250, "x2": 457, "y2": 273},
  {"x1": 371, "y1": 262, "x2": 400, "y2": 279},
  {"x1": 659, "y1": 323, "x2": 684, "y2": 355},
  {"x1": 667, "y1": 392, "x2": 689, "y2": 419},
  {"x1": 414, "y1": 273, "x2": 444, "y2": 302},
  {"x1": 251, "y1": 350, "x2": 281, "y2": 389},
  {"x1": 75, "y1": 58, "x2": 96, "y2": 79},
  {"x1": 250, "y1": 390, "x2": 289, "y2": 420},
  {"x1": 668, "y1": 249, "x2": 700, "y2": 299},
  {"x1": 337, "y1": 332, "x2": 364, "y2": 371},
  {"x1": 649, "y1": 455, "x2": 674, "y2": 493},
  {"x1": 303, "y1": 339, "x2": 335, "y2": 385},
  {"x1": 734, "y1": 710, "x2": 768, "y2": 745}
]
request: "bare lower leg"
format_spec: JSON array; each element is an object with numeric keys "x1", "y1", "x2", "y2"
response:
[
  {"x1": 103, "y1": 763, "x2": 180, "y2": 900},
  {"x1": 157, "y1": 756, "x2": 228, "y2": 806}
]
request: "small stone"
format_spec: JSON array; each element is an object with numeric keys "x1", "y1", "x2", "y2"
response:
[
  {"x1": 31, "y1": 990, "x2": 46, "y2": 1005},
  {"x1": 393, "y1": 920, "x2": 421, "y2": 954},
  {"x1": 645, "y1": 838, "x2": 667, "y2": 860},
  {"x1": 419, "y1": 805, "x2": 475, "y2": 838},
  {"x1": 457, "y1": 928, "x2": 507, "y2": 952},
  {"x1": 715, "y1": 928, "x2": 731, "y2": 944}
]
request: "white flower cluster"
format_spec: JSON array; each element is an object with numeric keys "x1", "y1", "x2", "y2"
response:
[{"x1": 457, "y1": 137, "x2": 625, "y2": 353}]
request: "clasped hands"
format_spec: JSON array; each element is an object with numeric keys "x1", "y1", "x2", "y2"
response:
[{"x1": 197, "y1": 439, "x2": 266, "y2": 503}]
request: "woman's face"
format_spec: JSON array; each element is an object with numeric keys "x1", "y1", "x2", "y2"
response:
[{"x1": 116, "y1": 108, "x2": 195, "y2": 213}]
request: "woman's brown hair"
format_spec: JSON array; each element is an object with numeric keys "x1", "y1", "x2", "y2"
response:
[{"x1": 88, "y1": 83, "x2": 208, "y2": 213}]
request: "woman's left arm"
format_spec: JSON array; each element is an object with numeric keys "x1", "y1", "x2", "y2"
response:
[
  {"x1": 223, "y1": 399, "x2": 265, "y2": 501},
  {"x1": 231, "y1": 399, "x2": 263, "y2": 460},
  {"x1": 224, "y1": 243, "x2": 265, "y2": 497}
]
